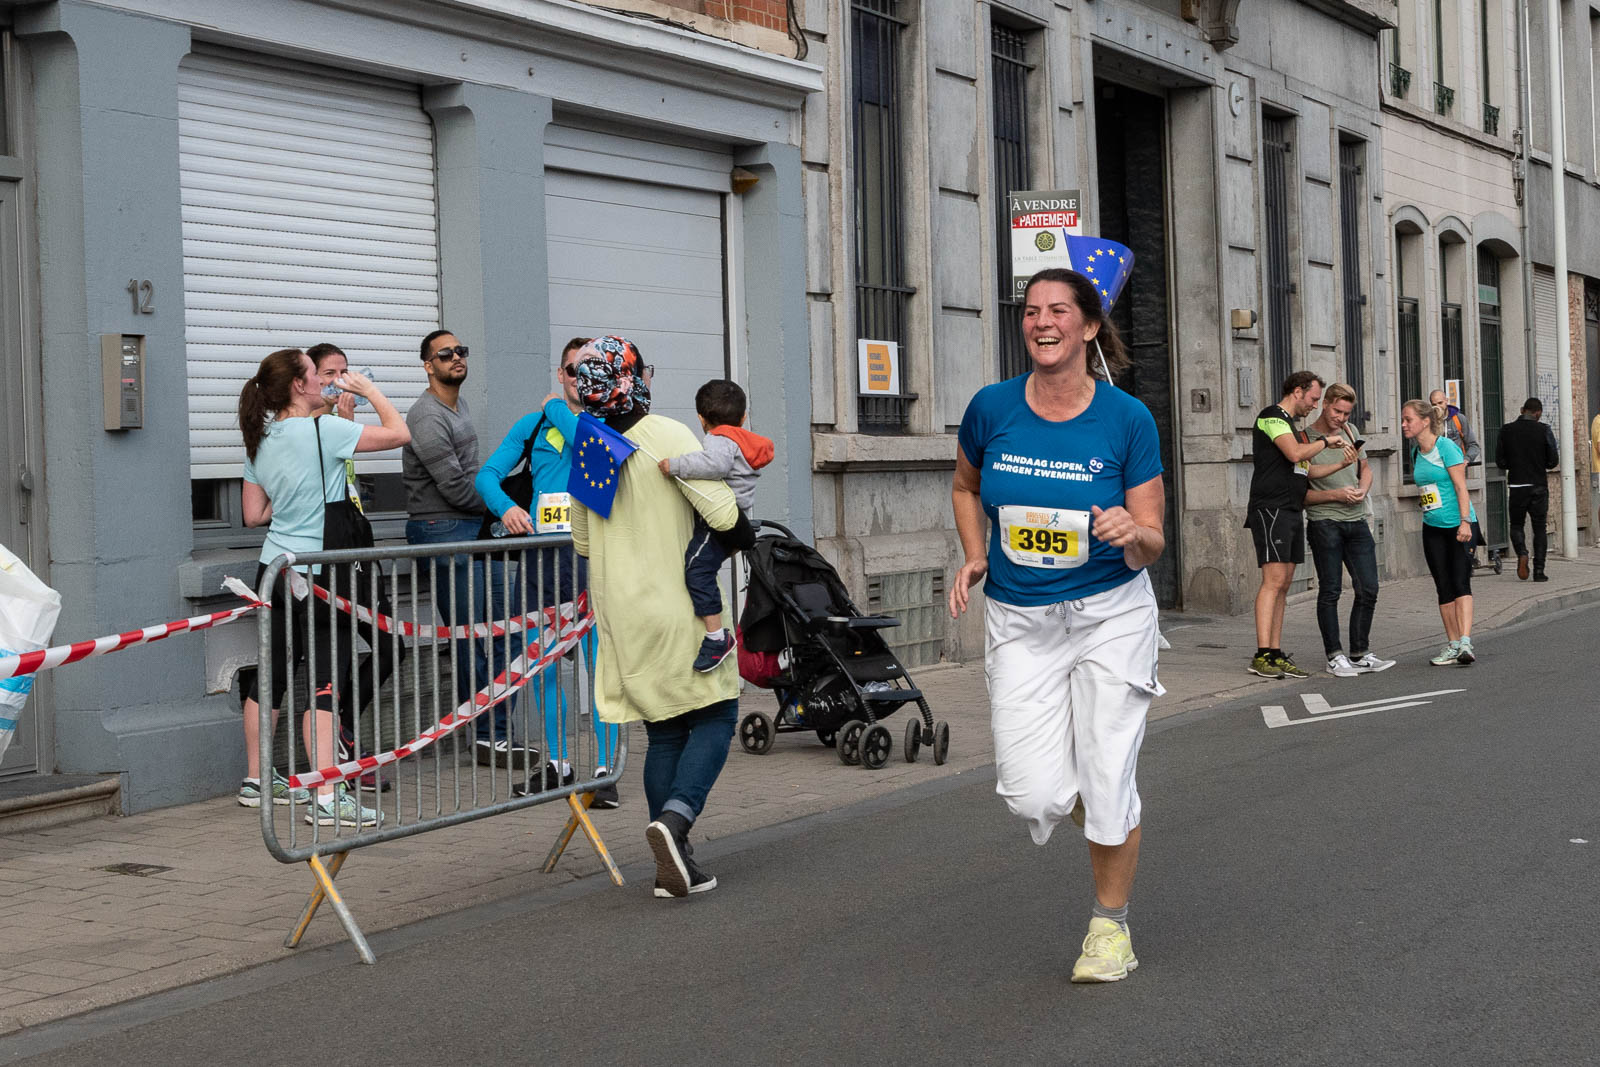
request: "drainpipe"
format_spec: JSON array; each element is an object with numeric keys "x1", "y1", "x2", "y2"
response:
[
  {"x1": 1545, "y1": 0, "x2": 1579, "y2": 557},
  {"x1": 1516, "y1": 0, "x2": 1534, "y2": 391}
]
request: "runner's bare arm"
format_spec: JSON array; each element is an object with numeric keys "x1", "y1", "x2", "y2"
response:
[
  {"x1": 949, "y1": 448, "x2": 988, "y2": 618},
  {"x1": 1091, "y1": 474, "x2": 1164, "y2": 571}
]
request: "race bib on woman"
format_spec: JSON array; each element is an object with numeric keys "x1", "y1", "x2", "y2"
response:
[
  {"x1": 1417, "y1": 486, "x2": 1443, "y2": 512},
  {"x1": 536, "y1": 492, "x2": 573, "y2": 533},
  {"x1": 997, "y1": 505, "x2": 1090, "y2": 569}
]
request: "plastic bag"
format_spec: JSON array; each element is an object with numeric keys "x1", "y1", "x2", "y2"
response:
[{"x1": 0, "y1": 543, "x2": 62, "y2": 762}]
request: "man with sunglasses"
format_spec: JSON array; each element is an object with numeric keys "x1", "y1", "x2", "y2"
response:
[{"x1": 404, "y1": 329, "x2": 525, "y2": 767}]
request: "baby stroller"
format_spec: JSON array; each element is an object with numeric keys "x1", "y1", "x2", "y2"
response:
[{"x1": 735, "y1": 520, "x2": 949, "y2": 769}]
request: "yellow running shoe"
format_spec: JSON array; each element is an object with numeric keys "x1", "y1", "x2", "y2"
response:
[{"x1": 1071, "y1": 917, "x2": 1138, "y2": 983}]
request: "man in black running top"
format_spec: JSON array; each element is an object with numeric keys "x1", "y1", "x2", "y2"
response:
[{"x1": 1245, "y1": 370, "x2": 1355, "y2": 679}]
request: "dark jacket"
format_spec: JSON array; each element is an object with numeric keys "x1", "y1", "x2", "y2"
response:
[{"x1": 1495, "y1": 414, "x2": 1559, "y2": 486}]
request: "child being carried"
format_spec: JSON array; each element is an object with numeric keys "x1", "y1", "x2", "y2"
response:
[{"x1": 657, "y1": 379, "x2": 774, "y2": 673}]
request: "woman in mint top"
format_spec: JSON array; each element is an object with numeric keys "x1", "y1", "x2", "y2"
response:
[
  {"x1": 1401, "y1": 398, "x2": 1477, "y2": 665},
  {"x1": 476, "y1": 337, "x2": 619, "y2": 806}
]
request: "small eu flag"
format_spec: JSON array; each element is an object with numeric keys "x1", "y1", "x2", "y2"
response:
[
  {"x1": 1063, "y1": 234, "x2": 1135, "y2": 314},
  {"x1": 566, "y1": 411, "x2": 639, "y2": 519}
]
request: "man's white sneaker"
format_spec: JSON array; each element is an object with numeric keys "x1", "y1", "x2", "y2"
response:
[
  {"x1": 1349, "y1": 652, "x2": 1395, "y2": 673},
  {"x1": 1326, "y1": 653, "x2": 1359, "y2": 678}
]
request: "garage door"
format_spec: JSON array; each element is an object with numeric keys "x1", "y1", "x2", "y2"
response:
[
  {"x1": 544, "y1": 124, "x2": 731, "y2": 432},
  {"x1": 178, "y1": 46, "x2": 440, "y2": 477}
]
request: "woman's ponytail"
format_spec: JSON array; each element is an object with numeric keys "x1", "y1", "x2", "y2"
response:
[{"x1": 238, "y1": 349, "x2": 306, "y2": 462}]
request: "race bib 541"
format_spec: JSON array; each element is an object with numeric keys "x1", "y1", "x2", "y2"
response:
[{"x1": 536, "y1": 492, "x2": 573, "y2": 533}]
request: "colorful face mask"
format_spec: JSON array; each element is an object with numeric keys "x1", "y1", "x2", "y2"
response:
[{"x1": 573, "y1": 335, "x2": 650, "y2": 418}]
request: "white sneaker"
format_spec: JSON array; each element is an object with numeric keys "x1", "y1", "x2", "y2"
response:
[
  {"x1": 1326, "y1": 653, "x2": 1359, "y2": 678},
  {"x1": 1349, "y1": 652, "x2": 1395, "y2": 673}
]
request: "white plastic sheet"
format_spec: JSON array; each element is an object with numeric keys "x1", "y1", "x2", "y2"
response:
[{"x1": 0, "y1": 543, "x2": 61, "y2": 761}]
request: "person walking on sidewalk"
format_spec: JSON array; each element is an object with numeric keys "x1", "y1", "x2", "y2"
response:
[
  {"x1": 403, "y1": 329, "x2": 526, "y2": 769},
  {"x1": 949, "y1": 268, "x2": 1166, "y2": 984},
  {"x1": 1401, "y1": 399, "x2": 1478, "y2": 665},
  {"x1": 237, "y1": 349, "x2": 409, "y2": 827},
  {"x1": 1304, "y1": 384, "x2": 1395, "y2": 678},
  {"x1": 477, "y1": 337, "x2": 621, "y2": 807},
  {"x1": 1246, "y1": 371, "x2": 1356, "y2": 679},
  {"x1": 1495, "y1": 397, "x2": 1560, "y2": 582},
  {"x1": 568, "y1": 336, "x2": 742, "y2": 898}
]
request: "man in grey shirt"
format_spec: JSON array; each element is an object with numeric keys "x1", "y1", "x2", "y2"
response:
[
  {"x1": 404, "y1": 329, "x2": 524, "y2": 766},
  {"x1": 1305, "y1": 383, "x2": 1395, "y2": 678}
]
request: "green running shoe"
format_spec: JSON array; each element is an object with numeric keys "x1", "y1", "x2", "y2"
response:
[
  {"x1": 1272, "y1": 652, "x2": 1310, "y2": 679},
  {"x1": 1248, "y1": 652, "x2": 1285, "y2": 678},
  {"x1": 1430, "y1": 640, "x2": 1461, "y2": 666}
]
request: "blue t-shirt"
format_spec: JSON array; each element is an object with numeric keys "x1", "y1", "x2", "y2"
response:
[
  {"x1": 1411, "y1": 435, "x2": 1477, "y2": 528},
  {"x1": 243, "y1": 415, "x2": 363, "y2": 566},
  {"x1": 957, "y1": 376, "x2": 1164, "y2": 606}
]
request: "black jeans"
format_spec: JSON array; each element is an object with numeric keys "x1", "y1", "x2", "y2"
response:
[
  {"x1": 1306, "y1": 518, "x2": 1380, "y2": 658},
  {"x1": 1507, "y1": 485, "x2": 1549, "y2": 569}
]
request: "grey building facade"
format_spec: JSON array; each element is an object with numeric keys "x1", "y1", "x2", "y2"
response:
[
  {"x1": 802, "y1": 0, "x2": 1393, "y2": 665},
  {"x1": 0, "y1": 0, "x2": 819, "y2": 809}
]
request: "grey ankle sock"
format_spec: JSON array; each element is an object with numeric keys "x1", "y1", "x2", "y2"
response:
[{"x1": 1092, "y1": 899, "x2": 1129, "y2": 930}]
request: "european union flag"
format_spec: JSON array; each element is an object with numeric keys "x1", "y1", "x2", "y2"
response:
[
  {"x1": 566, "y1": 411, "x2": 639, "y2": 519},
  {"x1": 1063, "y1": 234, "x2": 1135, "y2": 314}
]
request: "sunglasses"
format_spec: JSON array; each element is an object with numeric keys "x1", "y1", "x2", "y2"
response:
[{"x1": 431, "y1": 345, "x2": 469, "y2": 361}]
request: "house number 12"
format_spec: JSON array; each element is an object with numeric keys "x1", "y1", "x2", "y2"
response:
[{"x1": 127, "y1": 279, "x2": 155, "y2": 314}]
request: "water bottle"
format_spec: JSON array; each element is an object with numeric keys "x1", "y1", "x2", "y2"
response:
[
  {"x1": 489, "y1": 521, "x2": 508, "y2": 538},
  {"x1": 323, "y1": 368, "x2": 374, "y2": 407}
]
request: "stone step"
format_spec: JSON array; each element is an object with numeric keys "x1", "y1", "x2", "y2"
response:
[{"x1": 0, "y1": 774, "x2": 121, "y2": 834}]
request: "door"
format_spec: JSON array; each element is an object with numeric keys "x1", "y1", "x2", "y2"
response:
[
  {"x1": 543, "y1": 125, "x2": 732, "y2": 431},
  {"x1": 1094, "y1": 82, "x2": 1180, "y2": 608},
  {"x1": 0, "y1": 181, "x2": 45, "y2": 776}
]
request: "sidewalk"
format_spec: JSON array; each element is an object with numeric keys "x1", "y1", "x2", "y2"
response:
[{"x1": 1, "y1": 547, "x2": 1597, "y2": 1034}]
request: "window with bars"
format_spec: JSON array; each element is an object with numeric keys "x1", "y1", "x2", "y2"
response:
[
  {"x1": 991, "y1": 22, "x2": 1031, "y2": 382},
  {"x1": 852, "y1": 0, "x2": 916, "y2": 431},
  {"x1": 1261, "y1": 116, "x2": 1295, "y2": 393},
  {"x1": 1398, "y1": 296, "x2": 1422, "y2": 481},
  {"x1": 1337, "y1": 140, "x2": 1368, "y2": 421}
]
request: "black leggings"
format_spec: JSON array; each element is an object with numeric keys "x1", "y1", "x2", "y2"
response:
[{"x1": 1422, "y1": 524, "x2": 1473, "y2": 604}]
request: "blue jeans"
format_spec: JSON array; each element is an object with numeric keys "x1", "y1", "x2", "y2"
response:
[
  {"x1": 683, "y1": 517, "x2": 729, "y2": 618},
  {"x1": 1306, "y1": 518, "x2": 1380, "y2": 658},
  {"x1": 643, "y1": 698, "x2": 738, "y2": 824},
  {"x1": 406, "y1": 518, "x2": 518, "y2": 742}
]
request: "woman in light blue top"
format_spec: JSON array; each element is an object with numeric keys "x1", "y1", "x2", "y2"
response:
[
  {"x1": 237, "y1": 348, "x2": 409, "y2": 825},
  {"x1": 1401, "y1": 398, "x2": 1476, "y2": 665}
]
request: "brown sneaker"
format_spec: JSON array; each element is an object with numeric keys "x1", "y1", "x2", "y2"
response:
[{"x1": 1517, "y1": 554, "x2": 1530, "y2": 580}]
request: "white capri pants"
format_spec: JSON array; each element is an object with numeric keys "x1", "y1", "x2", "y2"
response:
[{"x1": 985, "y1": 570, "x2": 1164, "y2": 847}]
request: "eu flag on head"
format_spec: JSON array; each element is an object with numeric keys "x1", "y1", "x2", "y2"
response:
[
  {"x1": 566, "y1": 411, "x2": 639, "y2": 519},
  {"x1": 1063, "y1": 234, "x2": 1135, "y2": 314}
]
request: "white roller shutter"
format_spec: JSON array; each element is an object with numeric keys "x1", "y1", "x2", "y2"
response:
[
  {"x1": 1533, "y1": 266, "x2": 1560, "y2": 422},
  {"x1": 545, "y1": 124, "x2": 730, "y2": 433},
  {"x1": 179, "y1": 47, "x2": 439, "y2": 476}
]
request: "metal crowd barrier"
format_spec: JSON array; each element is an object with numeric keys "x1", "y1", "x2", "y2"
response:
[{"x1": 254, "y1": 535, "x2": 626, "y2": 963}]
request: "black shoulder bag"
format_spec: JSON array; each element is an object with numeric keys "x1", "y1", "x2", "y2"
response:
[
  {"x1": 477, "y1": 419, "x2": 543, "y2": 539},
  {"x1": 314, "y1": 416, "x2": 375, "y2": 551}
]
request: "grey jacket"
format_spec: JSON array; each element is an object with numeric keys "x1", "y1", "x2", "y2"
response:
[
  {"x1": 668, "y1": 434, "x2": 761, "y2": 516},
  {"x1": 403, "y1": 390, "x2": 485, "y2": 520}
]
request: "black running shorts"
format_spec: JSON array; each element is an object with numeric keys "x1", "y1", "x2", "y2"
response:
[{"x1": 1246, "y1": 507, "x2": 1305, "y2": 566}]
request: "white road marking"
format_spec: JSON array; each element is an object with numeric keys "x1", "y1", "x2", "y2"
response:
[{"x1": 1262, "y1": 689, "x2": 1468, "y2": 728}]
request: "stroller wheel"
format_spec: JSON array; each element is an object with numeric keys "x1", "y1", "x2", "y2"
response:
[
  {"x1": 739, "y1": 711, "x2": 775, "y2": 755},
  {"x1": 903, "y1": 718, "x2": 922, "y2": 763},
  {"x1": 932, "y1": 721, "x2": 951, "y2": 766},
  {"x1": 860, "y1": 724, "x2": 892, "y2": 769},
  {"x1": 838, "y1": 720, "x2": 866, "y2": 766},
  {"x1": 1491, "y1": 549, "x2": 1503, "y2": 575},
  {"x1": 816, "y1": 729, "x2": 837, "y2": 748}
]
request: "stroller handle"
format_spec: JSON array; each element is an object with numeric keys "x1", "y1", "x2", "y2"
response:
[{"x1": 751, "y1": 518, "x2": 796, "y2": 540}]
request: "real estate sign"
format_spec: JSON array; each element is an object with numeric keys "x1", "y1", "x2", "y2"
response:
[{"x1": 1009, "y1": 189, "x2": 1082, "y2": 300}]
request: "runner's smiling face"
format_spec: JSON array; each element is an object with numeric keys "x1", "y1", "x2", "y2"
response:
[
  {"x1": 1321, "y1": 397, "x2": 1354, "y2": 434},
  {"x1": 1022, "y1": 280, "x2": 1099, "y2": 370}
]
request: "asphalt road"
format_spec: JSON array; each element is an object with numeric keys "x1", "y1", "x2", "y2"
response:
[{"x1": 5, "y1": 605, "x2": 1597, "y2": 1066}]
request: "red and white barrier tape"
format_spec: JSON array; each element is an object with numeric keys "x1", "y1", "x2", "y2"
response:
[
  {"x1": 0, "y1": 603, "x2": 258, "y2": 682},
  {"x1": 285, "y1": 605, "x2": 595, "y2": 789},
  {"x1": 220, "y1": 574, "x2": 580, "y2": 643}
]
